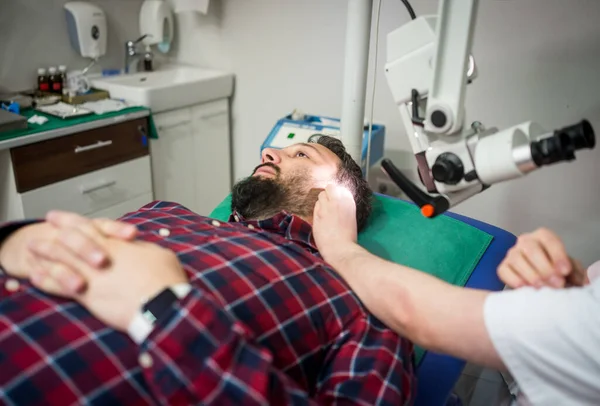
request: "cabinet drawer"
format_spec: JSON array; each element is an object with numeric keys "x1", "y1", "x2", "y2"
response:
[
  {"x1": 11, "y1": 117, "x2": 149, "y2": 193},
  {"x1": 21, "y1": 157, "x2": 152, "y2": 218}
]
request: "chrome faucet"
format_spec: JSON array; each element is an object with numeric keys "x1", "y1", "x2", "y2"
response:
[{"x1": 124, "y1": 34, "x2": 150, "y2": 74}]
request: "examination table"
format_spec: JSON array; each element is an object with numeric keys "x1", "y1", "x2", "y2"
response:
[{"x1": 210, "y1": 193, "x2": 517, "y2": 406}]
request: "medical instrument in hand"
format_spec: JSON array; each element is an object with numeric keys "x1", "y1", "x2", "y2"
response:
[{"x1": 340, "y1": 0, "x2": 596, "y2": 218}]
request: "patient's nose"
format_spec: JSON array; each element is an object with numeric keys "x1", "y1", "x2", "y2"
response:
[{"x1": 261, "y1": 148, "x2": 281, "y2": 164}]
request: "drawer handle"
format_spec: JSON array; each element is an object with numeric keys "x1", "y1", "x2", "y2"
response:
[
  {"x1": 200, "y1": 111, "x2": 226, "y2": 119},
  {"x1": 157, "y1": 120, "x2": 191, "y2": 131},
  {"x1": 81, "y1": 180, "x2": 116, "y2": 194},
  {"x1": 74, "y1": 140, "x2": 113, "y2": 153}
]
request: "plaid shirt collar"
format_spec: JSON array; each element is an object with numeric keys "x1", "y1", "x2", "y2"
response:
[{"x1": 229, "y1": 210, "x2": 318, "y2": 253}]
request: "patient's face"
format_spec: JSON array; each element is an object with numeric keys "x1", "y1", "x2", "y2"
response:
[{"x1": 231, "y1": 143, "x2": 341, "y2": 220}]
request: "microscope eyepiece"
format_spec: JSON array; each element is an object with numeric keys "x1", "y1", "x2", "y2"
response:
[
  {"x1": 558, "y1": 119, "x2": 595, "y2": 149},
  {"x1": 530, "y1": 120, "x2": 595, "y2": 167}
]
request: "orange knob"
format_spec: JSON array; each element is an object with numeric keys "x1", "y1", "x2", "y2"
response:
[{"x1": 421, "y1": 204, "x2": 435, "y2": 218}]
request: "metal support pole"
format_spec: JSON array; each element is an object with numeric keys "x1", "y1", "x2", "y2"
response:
[{"x1": 340, "y1": 0, "x2": 373, "y2": 166}]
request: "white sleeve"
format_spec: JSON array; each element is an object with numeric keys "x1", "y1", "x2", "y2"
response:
[{"x1": 484, "y1": 277, "x2": 600, "y2": 406}]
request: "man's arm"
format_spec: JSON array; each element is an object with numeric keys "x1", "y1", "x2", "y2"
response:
[
  {"x1": 329, "y1": 244, "x2": 504, "y2": 370},
  {"x1": 138, "y1": 288, "x2": 321, "y2": 405},
  {"x1": 138, "y1": 284, "x2": 414, "y2": 405},
  {"x1": 29, "y1": 234, "x2": 411, "y2": 405},
  {"x1": 314, "y1": 310, "x2": 415, "y2": 405}
]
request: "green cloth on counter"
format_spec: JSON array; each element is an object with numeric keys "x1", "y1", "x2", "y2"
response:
[
  {"x1": 0, "y1": 106, "x2": 159, "y2": 142},
  {"x1": 209, "y1": 193, "x2": 493, "y2": 364}
]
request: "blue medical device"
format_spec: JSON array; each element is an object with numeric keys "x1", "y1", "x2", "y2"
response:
[{"x1": 262, "y1": 113, "x2": 385, "y2": 174}]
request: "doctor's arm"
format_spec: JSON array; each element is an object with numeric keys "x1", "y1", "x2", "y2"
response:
[
  {"x1": 312, "y1": 186, "x2": 583, "y2": 371},
  {"x1": 322, "y1": 231, "x2": 504, "y2": 369}
]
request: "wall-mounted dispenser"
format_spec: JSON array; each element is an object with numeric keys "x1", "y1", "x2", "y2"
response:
[
  {"x1": 139, "y1": 0, "x2": 174, "y2": 54},
  {"x1": 64, "y1": 2, "x2": 107, "y2": 59}
]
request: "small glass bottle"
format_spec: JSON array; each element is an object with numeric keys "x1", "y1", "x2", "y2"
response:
[
  {"x1": 37, "y1": 68, "x2": 49, "y2": 93},
  {"x1": 48, "y1": 66, "x2": 62, "y2": 94},
  {"x1": 58, "y1": 65, "x2": 68, "y2": 95}
]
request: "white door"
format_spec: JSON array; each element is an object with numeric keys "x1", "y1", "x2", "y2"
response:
[
  {"x1": 190, "y1": 99, "x2": 232, "y2": 216},
  {"x1": 150, "y1": 108, "x2": 197, "y2": 212}
]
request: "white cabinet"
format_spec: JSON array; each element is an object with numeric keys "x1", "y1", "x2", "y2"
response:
[
  {"x1": 151, "y1": 98, "x2": 232, "y2": 216},
  {"x1": 150, "y1": 108, "x2": 196, "y2": 210},
  {"x1": 190, "y1": 100, "x2": 232, "y2": 213},
  {"x1": 0, "y1": 115, "x2": 154, "y2": 222}
]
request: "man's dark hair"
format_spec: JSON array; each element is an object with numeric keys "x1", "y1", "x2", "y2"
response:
[{"x1": 308, "y1": 134, "x2": 373, "y2": 231}]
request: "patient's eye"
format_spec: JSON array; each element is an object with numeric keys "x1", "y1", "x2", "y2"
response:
[{"x1": 296, "y1": 151, "x2": 309, "y2": 158}]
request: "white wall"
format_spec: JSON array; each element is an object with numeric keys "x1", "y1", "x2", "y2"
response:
[
  {"x1": 174, "y1": 0, "x2": 600, "y2": 266},
  {"x1": 0, "y1": 0, "x2": 146, "y2": 91}
]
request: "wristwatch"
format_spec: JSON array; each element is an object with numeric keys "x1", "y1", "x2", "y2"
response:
[
  {"x1": 141, "y1": 288, "x2": 179, "y2": 324},
  {"x1": 127, "y1": 283, "x2": 192, "y2": 344}
]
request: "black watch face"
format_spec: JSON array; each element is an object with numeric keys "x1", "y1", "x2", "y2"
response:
[{"x1": 145, "y1": 289, "x2": 179, "y2": 322}]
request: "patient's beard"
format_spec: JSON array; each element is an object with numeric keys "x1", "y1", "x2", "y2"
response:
[{"x1": 231, "y1": 168, "x2": 320, "y2": 221}]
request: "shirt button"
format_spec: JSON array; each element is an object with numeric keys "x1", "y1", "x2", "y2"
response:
[
  {"x1": 158, "y1": 228, "x2": 170, "y2": 237},
  {"x1": 5, "y1": 278, "x2": 20, "y2": 292},
  {"x1": 234, "y1": 215, "x2": 240, "y2": 222},
  {"x1": 139, "y1": 352, "x2": 153, "y2": 368},
  {"x1": 247, "y1": 224, "x2": 255, "y2": 230},
  {"x1": 211, "y1": 220, "x2": 221, "y2": 227}
]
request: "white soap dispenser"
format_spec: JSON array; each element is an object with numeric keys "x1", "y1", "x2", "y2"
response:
[
  {"x1": 64, "y1": 2, "x2": 107, "y2": 59},
  {"x1": 139, "y1": 0, "x2": 174, "y2": 53}
]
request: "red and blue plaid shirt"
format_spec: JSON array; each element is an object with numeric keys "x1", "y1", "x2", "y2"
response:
[{"x1": 0, "y1": 201, "x2": 415, "y2": 405}]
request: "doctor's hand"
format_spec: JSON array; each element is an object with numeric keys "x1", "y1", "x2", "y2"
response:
[
  {"x1": 29, "y1": 237, "x2": 187, "y2": 332},
  {"x1": 313, "y1": 184, "x2": 358, "y2": 264},
  {"x1": 498, "y1": 228, "x2": 588, "y2": 289},
  {"x1": 8, "y1": 211, "x2": 137, "y2": 297}
]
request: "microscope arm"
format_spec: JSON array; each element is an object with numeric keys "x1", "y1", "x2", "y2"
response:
[
  {"x1": 424, "y1": 0, "x2": 478, "y2": 136},
  {"x1": 383, "y1": 0, "x2": 595, "y2": 217}
]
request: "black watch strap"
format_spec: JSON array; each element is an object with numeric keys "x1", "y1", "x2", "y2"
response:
[{"x1": 142, "y1": 288, "x2": 179, "y2": 324}]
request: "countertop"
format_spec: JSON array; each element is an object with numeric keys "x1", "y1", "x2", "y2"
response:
[{"x1": 0, "y1": 106, "x2": 152, "y2": 151}]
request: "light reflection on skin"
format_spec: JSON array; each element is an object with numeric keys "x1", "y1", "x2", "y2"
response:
[{"x1": 313, "y1": 183, "x2": 353, "y2": 201}]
